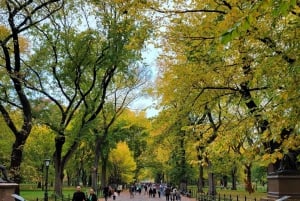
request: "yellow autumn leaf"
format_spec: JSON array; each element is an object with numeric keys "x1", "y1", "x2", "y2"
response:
[{"x1": 0, "y1": 25, "x2": 10, "y2": 40}]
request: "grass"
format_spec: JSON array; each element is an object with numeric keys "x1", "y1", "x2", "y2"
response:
[{"x1": 19, "y1": 185, "x2": 79, "y2": 201}]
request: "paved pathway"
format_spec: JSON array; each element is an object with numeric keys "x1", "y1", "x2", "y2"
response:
[{"x1": 98, "y1": 191, "x2": 194, "y2": 201}]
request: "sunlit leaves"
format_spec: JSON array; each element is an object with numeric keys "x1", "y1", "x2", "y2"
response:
[
  {"x1": 0, "y1": 25, "x2": 10, "y2": 41},
  {"x1": 22, "y1": 125, "x2": 55, "y2": 182},
  {"x1": 109, "y1": 141, "x2": 136, "y2": 183},
  {"x1": 152, "y1": 0, "x2": 300, "y2": 182}
]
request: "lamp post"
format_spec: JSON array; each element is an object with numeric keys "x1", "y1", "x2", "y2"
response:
[{"x1": 44, "y1": 159, "x2": 50, "y2": 201}]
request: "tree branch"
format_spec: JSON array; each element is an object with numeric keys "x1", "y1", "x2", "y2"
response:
[{"x1": 150, "y1": 7, "x2": 227, "y2": 14}]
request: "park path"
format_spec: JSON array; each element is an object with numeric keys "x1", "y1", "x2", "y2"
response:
[{"x1": 97, "y1": 191, "x2": 194, "y2": 201}]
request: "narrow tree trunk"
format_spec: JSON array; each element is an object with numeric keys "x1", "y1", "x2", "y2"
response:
[
  {"x1": 244, "y1": 164, "x2": 254, "y2": 193},
  {"x1": 100, "y1": 155, "x2": 108, "y2": 189},
  {"x1": 222, "y1": 175, "x2": 228, "y2": 189},
  {"x1": 208, "y1": 160, "x2": 216, "y2": 196},
  {"x1": 231, "y1": 166, "x2": 237, "y2": 190},
  {"x1": 198, "y1": 163, "x2": 204, "y2": 192},
  {"x1": 54, "y1": 135, "x2": 65, "y2": 196},
  {"x1": 92, "y1": 135, "x2": 101, "y2": 191}
]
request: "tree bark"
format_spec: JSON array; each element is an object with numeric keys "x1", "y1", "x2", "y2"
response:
[
  {"x1": 244, "y1": 164, "x2": 254, "y2": 193},
  {"x1": 207, "y1": 160, "x2": 216, "y2": 196},
  {"x1": 198, "y1": 164, "x2": 204, "y2": 192},
  {"x1": 231, "y1": 166, "x2": 237, "y2": 190}
]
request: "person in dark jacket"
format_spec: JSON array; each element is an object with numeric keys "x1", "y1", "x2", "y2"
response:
[
  {"x1": 165, "y1": 186, "x2": 171, "y2": 201},
  {"x1": 103, "y1": 186, "x2": 109, "y2": 201},
  {"x1": 87, "y1": 188, "x2": 97, "y2": 201},
  {"x1": 72, "y1": 186, "x2": 86, "y2": 201}
]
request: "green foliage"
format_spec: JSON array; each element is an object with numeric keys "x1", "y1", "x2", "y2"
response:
[
  {"x1": 251, "y1": 165, "x2": 267, "y2": 185},
  {"x1": 21, "y1": 125, "x2": 55, "y2": 182},
  {"x1": 0, "y1": 117, "x2": 14, "y2": 164},
  {"x1": 150, "y1": 0, "x2": 300, "y2": 189}
]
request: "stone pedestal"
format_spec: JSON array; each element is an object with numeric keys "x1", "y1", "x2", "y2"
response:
[
  {"x1": 261, "y1": 174, "x2": 300, "y2": 201},
  {"x1": 0, "y1": 183, "x2": 18, "y2": 201}
]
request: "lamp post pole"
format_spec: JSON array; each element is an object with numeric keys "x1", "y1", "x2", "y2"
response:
[{"x1": 44, "y1": 159, "x2": 50, "y2": 201}]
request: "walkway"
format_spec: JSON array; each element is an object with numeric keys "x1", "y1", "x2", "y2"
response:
[{"x1": 98, "y1": 191, "x2": 194, "y2": 201}]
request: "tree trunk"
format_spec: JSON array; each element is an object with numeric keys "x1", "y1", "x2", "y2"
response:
[
  {"x1": 244, "y1": 164, "x2": 254, "y2": 193},
  {"x1": 10, "y1": 137, "x2": 26, "y2": 194},
  {"x1": 222, "y1": 175, "x2": 228, "y2": 189},
  {"x1": 54, "y1": 135, "x2": 65, "y2": 196},
  {"x1": 54, "y1": 163, "x2": 64, "y2": 196},
  {"x1": 196, "y1": 144, "x2": 205, "y2": 193},
  {"x1": 100, "y1": 155, "x2": 108, "y2": 189},
  {"x1": 92, "y1": 135, "x2": 102, "y2": 191},
  {"x1": 231, "y1": 166, "x2": 237, "y2": 190},
  {"x1": 208, "y1": 160, "x2": 216, "y2": 196},
  {"x1": 198, "y1": 164, "x2": 204, "y2": 192}
]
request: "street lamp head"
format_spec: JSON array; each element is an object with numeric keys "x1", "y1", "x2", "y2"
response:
[{"x1": 44, "y1": 159, "x2": 51, "y2": 167}]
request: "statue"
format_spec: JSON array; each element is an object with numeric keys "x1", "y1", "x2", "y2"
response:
[
  {"x1": 0, "y1": 165, "x2": 13, "y2": 183},
  {"x1": 277, "y1": 151, "x2": 300, "y2": 174}
]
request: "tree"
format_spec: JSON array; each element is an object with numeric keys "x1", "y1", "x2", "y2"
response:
[
  {"x1": 151, "y1": 0, "x2": 299, "y2": 196},
  {"x1": 24, "y1": 0, "x2": 152, "y2": 195},
  {"x1": 109, "y1": 141, "x2": 136, "y2": 184},
  {"x1": 0, "y1": 1, "x2": 63, "y2": 193},
  {"x1": 21, "y1": 125, "x2": 55, "y2": 186},
  {"x1": 89, "y1": 64, "x2": 151, "y2": 190}
]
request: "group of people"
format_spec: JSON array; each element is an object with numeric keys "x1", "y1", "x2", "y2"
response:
[
  {"x1": 72, "y1": 184, "x2": 183, "y2": 201},
  {"x1": 129, "y1": 183, "x2": 182, "y2": 201},
  {"x1": 148, "y1": 185, "x2": 181, "y2": 201},
  {"x1": 103, "y1": 185, "x2": 119, "y2": 201},
  {"x1": 72, "y1": 186, "x2": 98, "y2": 201},
  {"x1": 72, "y1": 185, "x2": 120, "y2": 201}
]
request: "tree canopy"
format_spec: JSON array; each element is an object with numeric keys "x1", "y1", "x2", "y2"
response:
[{"x1": 0, "y1": 0, "x2": 299, "y2": 197}]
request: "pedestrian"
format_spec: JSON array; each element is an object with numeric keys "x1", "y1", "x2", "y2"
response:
[
  {"x1": 165, "y1": 186, "x2": 171, "y2": 201},
  {"x1": 129, "y1": 185, "x2": 135, "y2": 198},
  {"x1": 152, "y1": 187, "x2": 157, "y2": 197},
  {"x1": 103, "y1": 186, "x2": 109, "y2": 201},
  {"x1": 113, "y1": 190, "x2": 118, "y2": 200},
  {"x1": 160, "y1": 184, "x2": 164, "y2": 197},
  {"x1": 176, "y1": 191, "x2": 181, "y2": 201},
  {"x1": 172, "y1": 187, "x2": 177, "y2": 201},
  {"x1": 87, "y1": 188, "x2": 97, "y2": 201},
  {"x1": 72, "y1": 186, "x2": 86, "y2": 201},
  {"x1": 149, "y1": 187, "x2": 153, "y2": 198},
  {"x1": 144, "y1": 185, "x2": 148, "y2": 195},
  {"x1": 117, "y1": 185, "x2": 122, "y2": 195}
]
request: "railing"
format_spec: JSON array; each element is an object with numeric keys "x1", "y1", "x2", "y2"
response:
[{"x1": 197, "y1": 193, "x2": 258, "y2": 201}]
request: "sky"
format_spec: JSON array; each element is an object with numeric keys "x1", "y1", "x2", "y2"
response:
[{"x1": 129, "y1": 43, "x2": 161, "y2": 118}]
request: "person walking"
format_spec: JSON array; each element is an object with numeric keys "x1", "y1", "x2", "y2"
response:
[
  {"x1": 103, "y1": 186, "x2": 110, "y2": 201},
  {"x1": 148, "y1": 187, "x2": 153, "y2": 198},
  {"x1": 72, "y1": 186, "x2": 86, "y2": 201},
  {"x1": 86, "y1": 188, "x2": 97, "y2": 201},
  {"x1": 165, "y1": 186, "x2": 171, "y2": 201},
  {"x1": 152, "y1": 187, "x2": 157, "y2": 197}
]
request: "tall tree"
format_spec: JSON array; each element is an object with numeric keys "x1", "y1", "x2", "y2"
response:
[
  {"x1": 0, "y1": 0, "x2": 63, "y2": 193},
  {"x1": 90, "y1": 64, "x2": 150, "y2": 191},
  {"x1": 109, "y1": 141, "x2": 136, "y2": 184},
  {"x1": 151, "y1": 0, "x2": 300, "y2": 195},
  {"x1": 25, "y1": 0, "x2": 152, "y2": 195}
]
